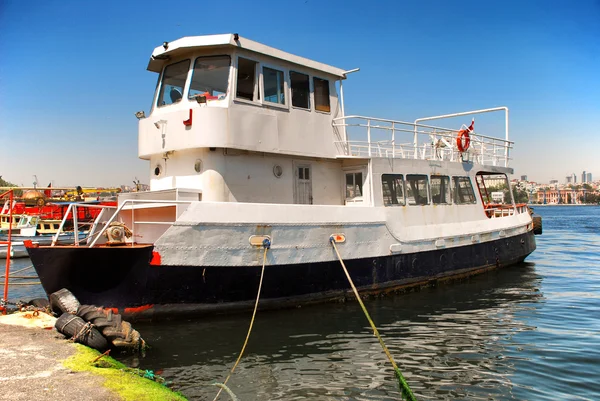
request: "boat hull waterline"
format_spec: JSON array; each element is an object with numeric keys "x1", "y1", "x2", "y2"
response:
[{"x1": 27, "y1": 230, "x2": 536, "y2": 320}]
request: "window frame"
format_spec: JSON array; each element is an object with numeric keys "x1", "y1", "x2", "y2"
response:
[
  {"x1": 452, "y1": 176, "x2": 478, "y2": 204},
  {"x1": 187, "y1": 54, "x2": 231, "y2": 101},
  {"x1": 156, "y1": 59, "x2": 192, "y2": 108},
  {"x1": 234, "y1": 56, "x2": 261, "y2": 105},
  {"x1": 405, "y1": 174, "x2": 430, "y2": 206},
  {"x1": 381, "y1": 174, "x2": 406, "y2": 207},
  {"x1": 345, "y1": 171, "x2": 364, "y2": 203},
  {"x1": 430, "y1": 175, "x2": 452, "y2": 205},
  {"x1": 260, "y1": 63, "x2": 289, "y2": 110},
  {"x1": 313, "y1": 76, "x2": 331, "y2": 114},
  {"x1": 289, "y1": 70, "x2": 311, "y2": 111}
]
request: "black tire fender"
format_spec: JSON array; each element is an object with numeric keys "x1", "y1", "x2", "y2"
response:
[
  {"x1": 55, "y1": 313, "x2": 109, "y2": 352},
  {"x1": 49, "y1": 289, "x2": 81, "y2": 315},
  {"x1": 532, "y1": 216, "x2": 542, "y2": 235},
  {"x1": 28, "y1": 298, "x2": 50, "y2": 308}
]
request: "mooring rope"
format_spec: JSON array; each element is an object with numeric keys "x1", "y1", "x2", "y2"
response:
[
  {"x1": 329, "y1": 236, "x2": 417, "y2": 401},
  {"x1": 213, "y1": 239, "x2": 270, "y2": 401},
  {"x1": 0, "y1": 264, "x2": 34, "y2": 278}
]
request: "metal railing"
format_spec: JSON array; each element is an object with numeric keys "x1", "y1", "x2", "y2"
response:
[
  {"x1": 333, "y1": 108, "x2": 513, "y2": 167},
  {"x1": 49, "y1": 199, "x2": 196, "y2": 248}
]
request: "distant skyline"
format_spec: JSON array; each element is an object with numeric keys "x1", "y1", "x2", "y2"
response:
[{"x1": 1, "y1": 0, "x2": 598, "y2": 187}]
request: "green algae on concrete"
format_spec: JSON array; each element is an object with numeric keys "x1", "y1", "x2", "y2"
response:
[{"x1": 63, "y1": 344, "x2": 187, "y2": 401}]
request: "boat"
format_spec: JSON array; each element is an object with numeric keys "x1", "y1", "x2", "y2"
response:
[
  {"x1": 26, "y1": 33, "x2": 541, "y2": 320},
  {"x1": 0, "y1": 241, "x2": 38, "y2": 259},
  {"x1": 0, "y1": 214, "x2": 87, "y2": 246}
]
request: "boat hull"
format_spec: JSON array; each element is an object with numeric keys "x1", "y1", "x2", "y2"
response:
[{"x1": 27, "y1": 230, "x2": 536, "y2": 320}]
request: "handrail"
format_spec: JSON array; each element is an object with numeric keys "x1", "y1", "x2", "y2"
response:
[
  {"x1": 87, "y1": 199, "x2": 195, "y2": 247},
  {"x1": 333, "y1": 113, "x2": 513, "y2": 166},
  {"x1": 414, "y1": 107, "x2": 510, "y2": 167}
]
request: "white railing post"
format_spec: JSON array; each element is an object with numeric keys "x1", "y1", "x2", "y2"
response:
[
  {"x1": 504, "y1": 108, "x2": 509, "y2": 167},
  {"x1": 73, "y1": 204, "x2": 79, "y2": 246},
  {"x1": 391, "y1": 122, "x2": 395, "y2": 158},
  {"x1": 52, "y1": 204, "x2": 73, "y2": 246},
  {"x1": 367, "y1": 119, "x2": 372, "y2": 157}
]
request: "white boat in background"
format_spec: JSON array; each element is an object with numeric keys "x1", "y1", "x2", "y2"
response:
[
  {"x1": 27, "y1": 33, "x2": 542, "y2": 319},
  {"x1": 0, "y1": 241, "x2": 37, "y2": 259}
]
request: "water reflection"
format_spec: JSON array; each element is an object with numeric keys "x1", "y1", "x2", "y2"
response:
[{"x1": 121, "y1": 264, "x2": 544, "y2": 400}]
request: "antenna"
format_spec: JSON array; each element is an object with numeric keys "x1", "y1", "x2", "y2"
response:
[{"x1": 33, "y1": 175, "x2": 39, "y2": 189}]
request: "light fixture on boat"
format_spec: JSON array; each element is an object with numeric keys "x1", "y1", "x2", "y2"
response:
[
  {"x1": 135, "y1": 111, "x2": 146, "y2": 120},
  {"x1": 162, "y1": 41, "x2": 169, "y2": 50},
  {"x1": 233, "y1": 33, "x2": 239, "y2": 41}
]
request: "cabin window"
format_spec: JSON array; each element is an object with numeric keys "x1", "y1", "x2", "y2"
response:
[
  {"x1": 157, "y1": 59, "x2": 191, "y2": 107},
  {"x1": 406, "y1": 175, "x2": 430, "y2": 205},
  {"x1": 346, "y1": 172, "x2": 363, "y2": 199},
  {"x1": 430, "y1": 175, "x2": 451, "y2": 204},
  {"x1": 313, "y1": 77, "x2": 330, "y2": 112},
  {"x1": 236, "y1": 58, "x2": 258, "y2": 101},
  {"x1": 453, "y1": 176, "x2": 477, "y2": 204},
  {"x1": 263, "y1": 67, "x2": 285, "y2": 105},
  {"x1": 382, "y1": 174, "x2": 405, "y2": 206},
  {"x1": 188, "y1": 56, "x2": 230, "y2": 100},
  {"x1": 290, "y1": 71, "x2": 310, "y2": 109}
]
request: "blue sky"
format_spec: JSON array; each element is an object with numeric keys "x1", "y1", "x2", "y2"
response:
[{"x1": 1, "y1": 0, "x2": 598, "y2": 187}]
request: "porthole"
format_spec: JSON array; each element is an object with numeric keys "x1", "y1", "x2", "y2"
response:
[
  {"x1": 194, "y1": 159, "x2": 202, "y2": 173},
  {"x1": 273, "y1": 164, "x2": 283, "y2": 178},
  {"x1": 154, "y1": 165, "x2": 162, "y2": 176}
]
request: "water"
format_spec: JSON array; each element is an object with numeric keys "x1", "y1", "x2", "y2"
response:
[{"x1": 6, "y1": 206, "x2": 600, "y2": 400}]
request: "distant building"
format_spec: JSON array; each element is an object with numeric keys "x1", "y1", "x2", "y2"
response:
[
  {"x1": 520, "y1": 175, "x2": 527, "y2": 181},
  {"x1": 549, "y1": 179, "x2": 558, "y2": 185},
  {"x1": 491, "y1": 191, "x2": 504, "y2": 203},
  {"x1": 573, "y1": 173, "x2": 577, "y2": 184},
  {"x1": 566, "y1": 175, "x2": 572, "y2": 184},
  {"x1": 582, "y1": 171, "x2": 587, "y2": 183},
  {"x1": 587, "y1": 173, "x2": 592, "y2": 183}
]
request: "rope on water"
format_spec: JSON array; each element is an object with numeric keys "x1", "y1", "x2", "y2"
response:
[
  {"x1": 0, "y1": 264, "x2": 34, "y2": 278},
  {"x1": 212, "y1": 238, "x2": 270, "y2": 401},
  {"x1": 329, "y1": 236, "x2": 417, "y2": 401}
]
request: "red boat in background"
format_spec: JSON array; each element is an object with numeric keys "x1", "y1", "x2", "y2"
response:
[{"x1": 0, "y1": 187, "x2": 119, "y2": 231}]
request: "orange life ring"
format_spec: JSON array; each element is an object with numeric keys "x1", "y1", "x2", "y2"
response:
[{"x1": 457, "y1": 129, "x2": 470, "y2": 152}]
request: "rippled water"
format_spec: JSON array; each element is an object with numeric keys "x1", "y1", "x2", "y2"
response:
[{"x1": 6, "y1": 206, "x2": 600, "y2": 400}]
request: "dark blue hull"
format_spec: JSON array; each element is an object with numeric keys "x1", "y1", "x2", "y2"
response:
[{"x1": 27, "y1": 230, "x2": 536, "y2": 320}]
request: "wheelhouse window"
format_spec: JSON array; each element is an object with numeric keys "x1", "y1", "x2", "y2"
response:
[
  {"x1": 346, "y1": 172, "x2": 363, "y2": 200},
  {"x1": 188, "y1": 56, "x2": 230, "y2": 100},
  {"x1": 290, "y1": 71, "x2": 310, "y2": 109},
  {"x1": 406, "y1": 174, "x2": 429, "y2": 205},
  {"x1": 236, "y1": 58, "x2": 258, "y2": 101},
  {"x1": 475, "y1": 173, "x2": 511, "y2": 205},
  {"x1": 314, "y1": 77, "x2": 330, "y2": 112},
  {"x1": 431, "y1": 175, "x2": 451, "y2": 204},
  {"x1": 157, "y1": 60, "x2": 191, "y2": 107},
  {"x1": 263, "y1": 67, "x2": 285, "y2": 105},
  {"x1": 453, "y1": 176, "x2": 477, "y2": 204},
  {"x1": 382, "y1": 174, "x2": 405, "y2": 206}
]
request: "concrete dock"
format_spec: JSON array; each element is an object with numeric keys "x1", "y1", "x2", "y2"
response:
[{"x1": 0, "y1": 312, "x2": 186, "y2": 401}]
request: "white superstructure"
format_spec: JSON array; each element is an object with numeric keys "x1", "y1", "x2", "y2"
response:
[{"x1": 106, "y1": 33, "x2": 530, "y2": 268}]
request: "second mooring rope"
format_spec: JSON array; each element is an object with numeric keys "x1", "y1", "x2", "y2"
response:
[
  {"x1": 329, "y1": 236, "x2": 417, "y2": 401},
  {"x1": 213, "y1": 239, "x2": 270, "y2": 401}
]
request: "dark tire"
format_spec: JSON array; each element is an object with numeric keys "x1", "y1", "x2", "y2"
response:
[
  {"x1": 49, "y1": 289, "x2": 80, "y2": 315},
  {"x1": 533, "y1": 216, "x2": 542, "y2": 235},
  {"x1": 28, "y1": 298, "x2": 50, "y2": 308},
  {"x1": 55, "y1": 313, "x2": 109, "y2": 352},
  {"x1": 77, "y1": 305, "x2": 122, "y2": 327}
]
